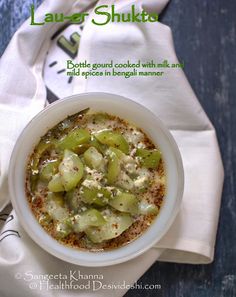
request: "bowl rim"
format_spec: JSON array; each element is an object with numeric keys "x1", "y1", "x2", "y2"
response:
[{"x1": 8, "y1": 92, "x2": 184, "y2": 267}]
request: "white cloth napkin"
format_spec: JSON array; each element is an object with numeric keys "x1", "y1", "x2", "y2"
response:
[{"x1": 0, "y1": 0, "x2": 224, "y2": 296}]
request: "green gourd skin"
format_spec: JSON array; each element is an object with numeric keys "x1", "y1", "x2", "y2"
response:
[
  {"x1": 30, "y1": 141, "x2": 54, "y2": 192},
  {"x1": 73, "y1": 138, "x2": 106, "y2": 156},
  {"x1": 136, "y1": 148, "x2": 161, "y2": 169},
  {"x1": 108, "y1": 147, "x2": 125, "y2": 159},
  {"x1": 89, "y1": 136, "x2": 106, "y2": 154},
  {"x1": 95, "y1": 130, "x2": 129, "y2": 154},
  {"x1": 31, "y1": 141, "x2": 54, "y2": 173},
  {"x1": 107, "y1": 150, "x2": 121, "y2": 184},
  {"x1": 85, "y1": 212, "x2": 133, "y2": 243},
  {"x1": 57, "y1": 128, "x2": 91, "y2": 151},
  {"x1": 40, "y1": 160, "x2": 60, "y2": 181},
  {"x1": 109, "y1": 192, "x2": 139, "y2": 214},
  {"x1": 72, "y1": 209, "x2": 106, "y2": 233},
  {"x1": 80, "y1": 186, "x2": 110, "y2": 207}
]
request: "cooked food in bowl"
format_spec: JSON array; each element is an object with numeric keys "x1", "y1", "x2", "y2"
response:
[{"x1": 26, "y1": 109, "x2": 166, "y2": 251}]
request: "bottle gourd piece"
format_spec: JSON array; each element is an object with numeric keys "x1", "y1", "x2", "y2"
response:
[
  {"x1": 85, "y1": 212, "x2": 133, "y2": 243},
  {"x1": 59, "y1": 149, "x2": 84, "y2": 191},
  {"x1": 73, "y1": 209, "x2": 106, "y2": 233},
  {"x1": 136, "y1": 148, "x2": 161, "y2": 169},
  {"x1": 80, "y1": 186, "x2": 110, "y2": 207},
  {"x1": 48, "y1": 173, "x2": 64, "y2": 192},
  {"x1": 31, "y1": 141, "x2": 54, "y2": 173},
  {"x1": 40, "y1": 160, "x2": 60, "y2": 181},
  {"x1": 109, "y1": 192, "x2": 139, "y2": 214},
  {"x1": 107, "y1": 150, "x2": 121, "y2": 184},
  {"x1": 48, "y1": 150, "x2": 84, "y2": 192},
  {"x1": 95, "y1": 130, "x2": 129, "y2": 154},
  {"x1": 57, "y1": 128, "x2": 90, "y2": 151},
  {"x1": 84, "y1": 147, "x2": 104, "y2": 169}
]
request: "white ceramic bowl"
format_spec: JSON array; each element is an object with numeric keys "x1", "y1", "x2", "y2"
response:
[{"x1": 9, "y1": 92, "x2": 184, "y2": 267}]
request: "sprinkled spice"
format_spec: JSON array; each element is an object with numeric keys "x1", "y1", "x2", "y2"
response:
[{"x1": 25, "y1": 111, "x2": 166, "y2": 251}]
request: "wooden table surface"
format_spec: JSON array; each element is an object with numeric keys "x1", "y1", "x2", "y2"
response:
[{"x1": 0, "y1": 1, "x2": 235, "y2": 296}]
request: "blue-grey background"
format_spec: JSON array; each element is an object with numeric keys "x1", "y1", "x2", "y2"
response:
[{"x1": 0, "y1": 0, "x2": 235, "y2": 296}]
